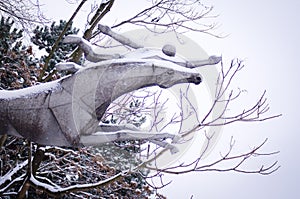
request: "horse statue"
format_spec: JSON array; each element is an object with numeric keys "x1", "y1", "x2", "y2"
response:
[{"x1": 0, "y1": 25, "x2": 221, "y2": 153}]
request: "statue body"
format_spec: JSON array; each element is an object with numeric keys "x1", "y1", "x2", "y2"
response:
[
  {"x1": 0, "y1": 29, "x2": 220, "y2": 151},
  {"x1": 0, "y1": 57, "x2": 202, "y2": 148}
]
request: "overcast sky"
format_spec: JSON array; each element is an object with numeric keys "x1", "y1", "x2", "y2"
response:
[
  {"x1": 42, "y1": 0, "x2": 300, "y2": 198},
  {"x1": 163, "y1": 1, "x2": 300, "y2": 198}
]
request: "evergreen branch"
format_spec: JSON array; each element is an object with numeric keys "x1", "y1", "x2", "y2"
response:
[{"x1": 38, "y1": 0, "x2": 87, "y2": 82}]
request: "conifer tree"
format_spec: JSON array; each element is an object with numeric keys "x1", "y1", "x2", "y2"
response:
[
  {"x1": 0, "y1": 17, "x2": 38, "y2": 89},
  {"x1": 31, "y1": 20, "x2": 79, "y2": 71}
]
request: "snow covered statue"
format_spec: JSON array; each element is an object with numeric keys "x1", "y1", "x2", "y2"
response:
[{"x1": 0, "y1": 24, "x2": 221, "y2": 153}]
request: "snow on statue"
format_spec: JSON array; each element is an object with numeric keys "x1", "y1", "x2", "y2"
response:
[{"x1": 0, "y1": 25, "x2": 221, "y2": 153}]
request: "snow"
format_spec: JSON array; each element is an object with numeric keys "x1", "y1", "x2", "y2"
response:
[
  {"x1": 66, "y1": 173, "x2": 79, "y2": 181},
  {"x1": 81, "y1": 130, "x2": 180, "y2": 154},
  {"x1": 123, "y1": 47, "x2": 184, "y2": 63},
  {"x1": 102, "y1": 46, "x2": 201, "y2": 74},
  {"x1": 0, "y1": 77, "x2": 63, "y2": 100},
  {"x1": 63, "y1": 35, "x2": 202, "y2": 74},
  {"x1": 85, "y1": 57, "x2": 199, "y2": 74},
  {"x1": 44, "y1": 146, "x2": 78, "y2": 155},
  {"x1": 56, "y1": 62, "x2": 82, "y2": 72},
  {"x1": 101, "y1": 0, "x2": 110, "y2": 4},
  {"x1": 84, "y1": 130, "x2": 179, "y2": 142},
  {"x1": 30, "y1": 171, "x2": 124, "y2": 193},
  {"x1": 62, "y1": 35, "x2": 82, "y2": 43},
  {"x1": 0, "y1": 175, "x2": 24, "y2": 194},
  {"x1": 0, "y1": 160, "x2": 28, "y2": 188}
]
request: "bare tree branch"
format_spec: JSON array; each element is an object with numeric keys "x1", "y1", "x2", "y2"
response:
[
  {"x1": 110, "y1": 0, "x2": 221, "y2": 37},
  {"x1": 144, "y1": 138, "x2": 280, "y2": 176},
  {"x1": 0, "y1": 0, "x2": 49, "y2": 30}
]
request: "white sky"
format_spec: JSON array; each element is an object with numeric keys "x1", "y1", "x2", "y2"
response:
[{"x1": 41, "y1": 0, "x2": 300, "y2": 198}]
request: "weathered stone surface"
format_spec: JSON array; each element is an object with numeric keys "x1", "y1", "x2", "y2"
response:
[
  {"x1": 0, "y1": 34, "x2": 221, "y2": 148},
  {"x1": 162, "y1": 44, "x2": 176, "y2": 57},
  {"x1": 0, "y1": 58, "x2": 202, "y2": 147}
]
